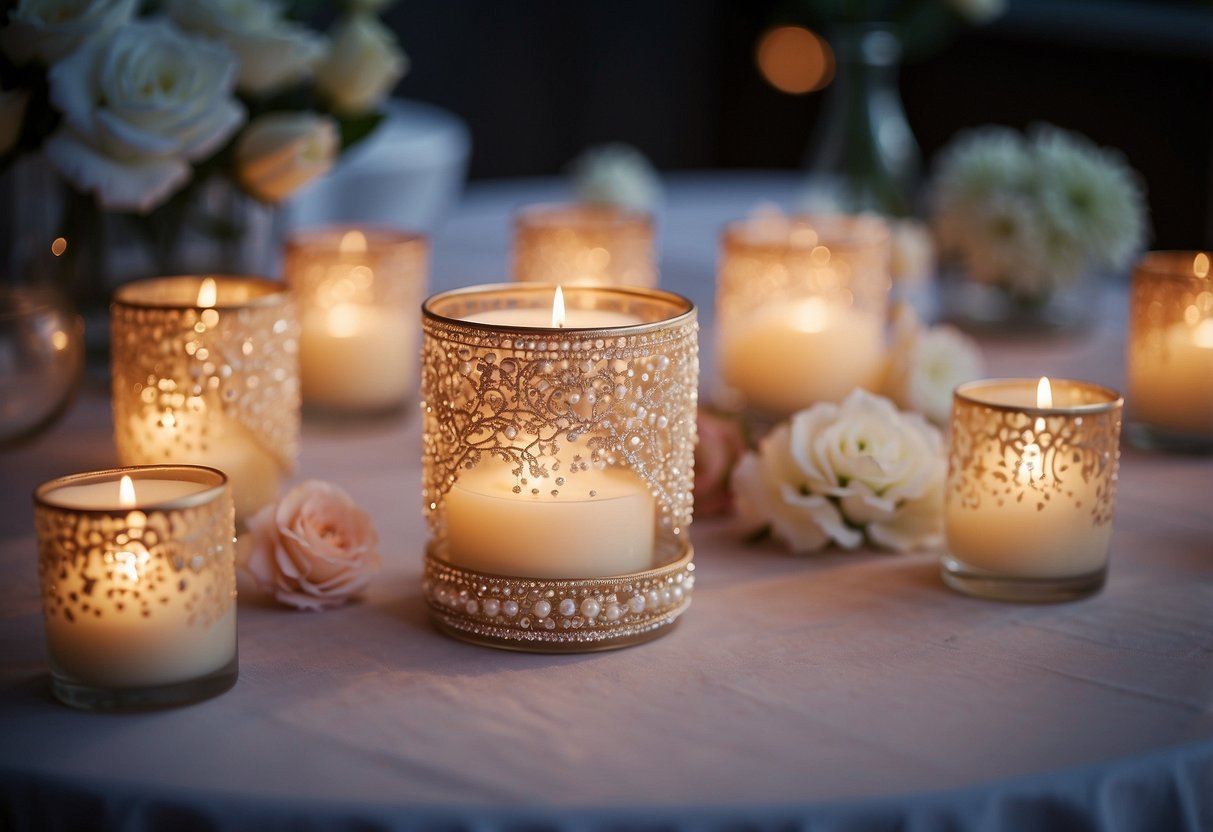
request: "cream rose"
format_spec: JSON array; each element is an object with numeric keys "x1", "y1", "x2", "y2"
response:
[
  {"x1": 882, "y1": 303, "x2": 984, "y2": 426},
  {"x1": 570, "y1": 143, "x2": 662, "y2": 213},
  {"x1": 166, "y1": 0, "x2": 325, "y2": 96},
  {"x1": 241, "y1": 480, "x2": 381, "y2": 611},
  {"x1": 1, "y1": 0, "x2": 136, "y2": 65},
  {"x1": 43, "y1": 19, "x2": 245, "y2": 213},
  {"x1": 235, "y1": 111, "x2": 338, "y2": 203},
  {"x1": 314, "y1": 12, "x2": 407, "y2": 116},
  {"x1": 731, "y1": 388, "x2": 945, "y2": 553}
]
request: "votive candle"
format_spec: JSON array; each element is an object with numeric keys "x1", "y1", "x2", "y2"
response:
[{"x1": 512, "y1": 203, "x2": 656, "y2": 287}]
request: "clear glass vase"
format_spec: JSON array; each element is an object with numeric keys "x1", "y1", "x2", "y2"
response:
[{"x1": 800, "y1": 23, "x2": 921, "y2": 218}]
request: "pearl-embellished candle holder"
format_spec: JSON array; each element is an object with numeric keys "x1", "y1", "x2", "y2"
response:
[
  {"x1": 512, "y1": 203, "x2": 657, "y2": 287},
  {"x1": 420, "y1": 283, "x2": 697, "y2": 651},
  {"x1": 1125, "y1": 251, "x2": 1213, "y2": 452},
  {"x1": 942, "y1": 378, "x2": 1123, "y2": 602},
  {"x1": 111, "y1": 276, "x2": 300, "y2": 522},
  {"x1": 285, "y1": 225, "x2": 429, "y2": 416},
  {"x1": 34, "y1": 465, "x2": 237, "y2": 710},
  {"x1": 714, "y1": 212, "x2": 891, "y2": 416}
]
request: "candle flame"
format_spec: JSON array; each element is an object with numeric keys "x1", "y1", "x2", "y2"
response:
[
  {"x1": 197, "y1": 277, "x2": 217, "y2": 308},
  {"x1": 792, "y1": 297, "x2": 829, "y2": 333},
  {"x1": 326, "y1": 303, "x2": 360, "y2": 338},
  {"x1": 119, "y1": 475, "x2": 136, "y2": 508},
  {"x1": 1194, "y1": 252, "x2": 1210, "y2": 279},
  {"x1": 1194, "y1": 319, "x2": 1213, "y2": 349},
  {"x1": 340, "y1": 229, "x2": 367, "y2": 254},
  {"x1": 1036, "y1": 377, "x2": 1053, "y2": 408},
  {"x1": 552, "y1": 286, "x2": 566, "y2": 328}
]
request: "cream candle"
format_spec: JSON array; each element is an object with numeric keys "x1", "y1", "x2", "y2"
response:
[
  {"x1": 34, "y1": 465, "x2": 238, "y2": 709},
  {"x1": 942, "y1": 378, "x2": 1123, "y2": 602},
  {"x1": 1126, "y1": 251, "x2": 1213, "y2": 449},
  {"x1": 286, "y1": 227, "x2": 428, "y2": 414},
  {"x1": 512, "y1": 203, "x2": 656, "y2": 287}
]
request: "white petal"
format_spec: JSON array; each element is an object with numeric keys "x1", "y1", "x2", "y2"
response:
[{"x1": 44, "y1": 128, "x2": 190, "y2": 213}]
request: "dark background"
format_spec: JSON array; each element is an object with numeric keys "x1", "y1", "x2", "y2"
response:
[{"x1": 379, "y1": 0, "x2": 1213, "y2": 250}]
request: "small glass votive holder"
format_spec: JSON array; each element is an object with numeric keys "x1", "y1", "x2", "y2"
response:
[
  {"x1": 285, "y1": 225, "x2": 429, "y2": 417},
  {"x1": 942, "y1": 378, "x2": 1123, "y2": 602},
  {"x1": 1125, "y1": 251, "x2": 1213, "y2": 452},
  {"x1": 110, "y1": 276, "x2": 299, "y2": 523},
  {"x1": 714, "y1": 212, "x2": 891, "y2": 417},
  {"x1": 512, "y1": 203, "x2": 656, "y2": 287},
  {"x1": 34, "y1": 465, "x2": 237, "y2": 710},
  {"x1": 420, "y1": 283, "x2": 698, "y2": 651}
]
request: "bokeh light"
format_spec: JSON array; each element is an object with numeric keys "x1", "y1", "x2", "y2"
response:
[{"x1": 756, "y1": 25, "x2": 834, "y2": 95}]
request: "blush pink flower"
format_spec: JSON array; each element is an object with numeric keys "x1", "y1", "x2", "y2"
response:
[
  {"x1": 241, "y1": 479, "x2": 380, "y2": 611},
  {"x1": 694, "y1": 407, "x2": 748, "y2": 518}
]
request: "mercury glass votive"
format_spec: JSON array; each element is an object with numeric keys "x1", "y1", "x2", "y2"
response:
[
  {"x1": 714, "y1": 212, "x2": 891, "y2": 416},
  {"x1": 111, "y1": 276, "x2": 299, "y2": 522},
  {"x1": 942, "y1": 378, "x2": 1123, "y2": 602},
  {"x1": 1125, "y1": 251, "x2": 1213, "y2": 452},
  {"x1": 34, "y1": 465, "x2": 237, "y2": 710},
  {"x1": 420, "y1": 283, "x2": 698, "y2": 651},
  {"x1": 512, "y1": 203, "x2": 657, "y2": 287},
  {"x1": 285, "y1": 225, "x2": 429, "y2": 416}
]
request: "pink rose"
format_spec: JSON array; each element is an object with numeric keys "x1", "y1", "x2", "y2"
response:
[
  {"x1": 694, "y1": 407, "x2": 749, "y2": 518},
  {"x1": 241, "y1": 480, "x2": 380, "y2": 611}
]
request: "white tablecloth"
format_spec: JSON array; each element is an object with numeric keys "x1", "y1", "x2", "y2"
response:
[{"x1": 1, "y1": 173, "x2": 1210, "y2": 831}]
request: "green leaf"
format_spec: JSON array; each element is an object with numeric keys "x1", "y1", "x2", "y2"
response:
[{"x1": 339, "y1": 111, "x2": 386, "y2": 154}]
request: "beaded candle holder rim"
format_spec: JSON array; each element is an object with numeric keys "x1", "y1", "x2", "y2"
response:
[
  {"x1": 1133, "y1": 250, "x2": 1211, "y2": 281},
  {"x1": 111, "y1": 275, "x2": 289, "y2": 310},
  {"x1": 514, "y1": 201, "x2": 653, "y2": 229},
  {"x1": 954, "y1": 378, "x2": 1123, "y2": 416},
  {"x1": 35, "y1": 465, "x2": 229, "y2": 513},
  {"x1": 422, "y1": 283, "x2": 695, "y2": 335},
  {"x1": 722, "y1": 212, "x2": 890, "y2": 254},
  {"x1": 285, "y1": 223, "x2": 428, "y2": 253}
]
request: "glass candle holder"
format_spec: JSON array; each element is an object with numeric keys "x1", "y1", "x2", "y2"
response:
[
  {"x1": 420, "y1": 283, "x2": 697, "y2": 651},
  {"x1": 34, "y1": 465, "x2": 237, "y2": 710},
  {"x1": 285, "y1": 225, "x2": 429, "y2": 416},
  {"x1": 512, "y1": 203, "x2": 656, "y2": 287},
  {"x1": 111, "y1": 276, "x2": 299, "y2": 522},
  {"x1": 942, "y1": 378, "x2": 1123, "y2": 602},
  {"x1": 715, "y1": 212, "x2": 891, "y2": 416},
  {"x1": 1125, "y1": 250, "x2": 1213, "y2": 452}
]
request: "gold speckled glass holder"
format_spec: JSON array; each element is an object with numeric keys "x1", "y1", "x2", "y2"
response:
[
  {"x1": 420, "y1": 284, "x2": 698, "y2": 651},
  {"x1": 942, "y1": 379, "x2": 1123, "y2": 602},
  {"x1": 110, "y1": 276, "x2": 300, "y2": 522},
  {"x1": 512, "y1": 203, "x2": 657, "y2": 288},
  {"x1": 34, "y1": 465, "x2": 237, "y2": 710}
]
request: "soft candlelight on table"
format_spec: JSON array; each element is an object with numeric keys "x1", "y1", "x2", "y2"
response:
[
  {"x1": 942, "y1": 377, "x2": 1123, "y2": 602},
  {"x1": 715, "y1": 211, "x2": 891, "y2": 416},
  {"x1": 110, "y1": 276, "x2": 299, "y2": 522},
  {"x1": 285, "y1": 226, "x2": 428, "y2": 415},
  {"x1": 33, "y1": 465, "x2": 237, "y2": 710},
  {"x1": 420, "y1": 283, "x2": 698, "y2": 651},
  {"x1": 512, "y1": 203, "x2": 657, "y2": 287},
  {"x1": 1125, "y1": 250, "x2": 1213, "y2": 452}
]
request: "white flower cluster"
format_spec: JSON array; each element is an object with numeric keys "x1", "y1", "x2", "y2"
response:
[
  {"x1": 931, "y1": 124, "x2": 1147, "y2": 300},
  {"x1": 569, "y1": 143, "x2": 662, "y2": 213},
  {"x1": 731, "y1": 388, "x2": 946, "y2": 554},
  {"x1": 1, "y1": 0, "x2": 408, "y2": 212},
  {"x1": 881, "y1": 303, "x2": 984, "y2": 426}
]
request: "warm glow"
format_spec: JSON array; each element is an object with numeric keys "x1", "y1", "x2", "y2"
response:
[
  {"x1": 1037, "y1": 377, "x2": 1053, "y2": 408},
  {"x1": 51, "y1": 237, "x2": 67, "y2": 257},
  {"x1": 1194, "y1": 252, "x2": 1210, "y2": 279},
  {"x1": 340, "y1": 229, "x2": 368, "y2": 255},
  {"x1": 792, "y1": 297, "x2": 829, "y2": 333},
  {"x1": 1194, "y1": 319, "x2": 1213, "y2": 349},
  {"x1": 552, "y1": 286, "x2": 566, "y2": 328},
  {"x1": 326, "y1": 303, "x2": 362, "y2": 338},
  {"x1": 756, "y1": 25, "x2": 834, "y2": 94},
  {"x1": 197, "y1": 277, "x2": 217, "y2": 308},
  {"x1": 119, "y1": 475, "x2": 136, "y2": 508},
  {"x1": 51, "y1": 329, "x2": 68, "y2": 350}
]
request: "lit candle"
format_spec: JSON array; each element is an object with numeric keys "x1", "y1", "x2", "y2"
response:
[
  {"x1": 512, "y1": 203, "x2": 656, "y2": 287},
  {"x1": 110, "y1": 276, "x2": 300, "y2": 522},
  {"x1": 287, "y1": 226, "x2": 429, "y2": 414},
  {"x1": 715, "y1": 211, "x2": 891, "y2": 415},
  {"x1": 34, "y1": 465, "x2": 238, "y2": 709},
  {"x1": 1126, "y1": 251, "x2": 1213, "y2": 449},
  {"x1": 942, "y1": 377, "x2": 1123, "y2": 602}
]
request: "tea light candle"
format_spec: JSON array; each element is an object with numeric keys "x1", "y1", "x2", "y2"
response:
[
  {"x1": 512, "y1": 203, "x2": 656, "y2": 287},
  {"x1": 1126, "y1": 251, "x2": 1213, "y2": 450},
  {"x1": 110, "y1": 276, "x2": 300, "y2": 522},
  {"x1": 942, "y1": 377, "x2": 1123, "y2": 602},
  {"x1": 420, "y1": 283, "x2": 698, "y2": 650},
  {"x1": 34, "y1": 465, "x2": 237, "y2": 709},
  {"x1": 715, "y1": 211, "x2": 891, "y2": 415},
  {"x1": 286, "y1": 226, "x2": 429, "y2": 414}
]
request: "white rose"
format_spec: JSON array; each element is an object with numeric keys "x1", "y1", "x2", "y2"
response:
[
  {"x1": 43, "y1": 20, "x2": 245, "y2": 213},
  {"x1": 236, "y1": 111, "x2": 338, "y2": 203},
  {"x1": 166, "y1": 0, "x2": 326, "y2": 96},
  {"x1": 883, "y1": 303, "x2": 984, "y2": 426},
  {"x1": 1, "y1": 0, "x2": 136, "y2": 65},
  {"x1": 314, "y1": 12, "x2": 407, "y2": 116},
  {"x1": 570, "y1": 143, "x2": 662, "y2": 213},
  {"x1": 888, "y1": 218, "x2": 935, "y2": 288},
  {"x1": 241, "y1": 479, "x2": 381, "y2": 611},
  {"x1": 0, "y1": 88, "x2": 29, "y2": 155}
]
